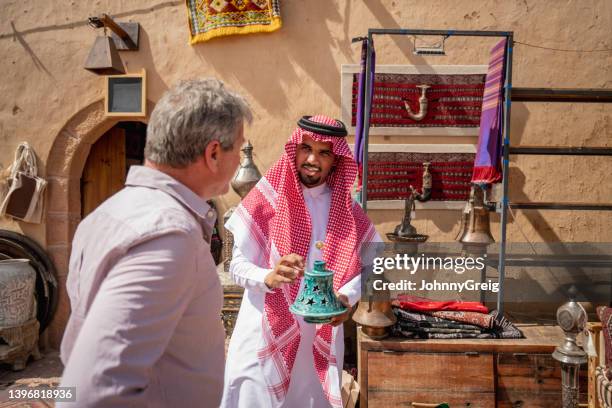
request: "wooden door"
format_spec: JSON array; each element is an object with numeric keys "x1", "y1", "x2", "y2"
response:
[{"x1": 81, "y1": 127, "x2": 126, "y2": 217}]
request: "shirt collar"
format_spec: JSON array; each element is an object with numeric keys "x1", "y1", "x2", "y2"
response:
[
  {"x1": 301, "y1": 182, "x2": 330, "y2": 199},
  {"x1": 125, "y1": 166, "x2": 217, "y2": 230}
]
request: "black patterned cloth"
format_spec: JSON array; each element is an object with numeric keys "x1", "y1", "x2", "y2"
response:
[{"x1": 392, "y1": 307, "x2": 522, "y2": 339}]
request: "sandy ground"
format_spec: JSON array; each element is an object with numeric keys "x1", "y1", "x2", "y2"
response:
[
  {"x1": 0, "y1": 351, "x2": 62, "y2": 407},
  {"x1": 0, "y1": 339, "x2": 232, "y2": 407}
]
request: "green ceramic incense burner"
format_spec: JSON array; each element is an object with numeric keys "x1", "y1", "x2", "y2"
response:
[{"x1": 289, "y1": 260, "x2": 347, "y2": 324}]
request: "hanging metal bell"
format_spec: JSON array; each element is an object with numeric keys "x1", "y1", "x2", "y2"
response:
[
  {"x1": 460, "y1": 184, "x2": 495, "y2": 253},
  {"x1": 84, "y1": 36, "x2": 125, "y2": 75},
  {"x1": 289, "y1": 260, "x2": 347, "y2": 324}
]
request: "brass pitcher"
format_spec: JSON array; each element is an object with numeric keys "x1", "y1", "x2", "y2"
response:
[
  {"x1": 352, "y1": 272, "x2": 396, "y2": 339},
  {"x1": 224, "y1": 141, "x2": 263, "y2": 271},
  {"x1": 231, "y1": 141, "x2": 262, "y2": 199}
]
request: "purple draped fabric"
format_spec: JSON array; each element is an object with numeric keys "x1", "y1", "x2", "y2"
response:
[
  {"x1": 354, "y1": 39, "x2": 375, "y2": 168},
  {"x1": 472, "y1": 38, "x2": 507, "y2": 185}
]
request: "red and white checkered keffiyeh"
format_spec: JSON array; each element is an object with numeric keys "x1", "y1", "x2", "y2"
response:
[{"x1": 231, "y1": 115, "x2": 376, "y2": 407}]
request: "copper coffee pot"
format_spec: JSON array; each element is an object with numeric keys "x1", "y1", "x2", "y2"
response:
[{"x1": 352, "y1": 272, "x2": 397, "y2": 339}]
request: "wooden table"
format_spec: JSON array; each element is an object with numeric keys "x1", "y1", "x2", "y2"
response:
[{"x1": 357, "y1": 324, "x2": 587, "y2": 408}]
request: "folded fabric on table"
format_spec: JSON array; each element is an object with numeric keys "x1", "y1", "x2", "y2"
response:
[
  {"x1": 398, "y1": 325, "x2": 483, "y2": 335},
  {"x1": 392, "y1": 294, "x2": 489, "y2": 314},
  {"x1": 489, "y1": 310, "x2": 523, "y2": 339},
  {"x1": 392, "y1": 326, "x2": 489, "y2": 339},
  {"x1": 394, "y1": 307, "x2": 483, "y2": 331},
  {"x1": 427, "y1": 309, "x2": 495, "y2": 329},
  {"x1": 392, "y1": 307, "x2": 523, "y2": 340},
  {"x1": 397, "y1": 321, "x2": 483, "y2": 333}
]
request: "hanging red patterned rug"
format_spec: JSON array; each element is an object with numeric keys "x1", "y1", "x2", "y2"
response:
[{"x1": 366, "y1": 152, "x2": 475, "y2": 201}]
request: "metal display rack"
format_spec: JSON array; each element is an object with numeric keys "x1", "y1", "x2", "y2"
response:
[{"x1": 358, "y1": 28, "x2": 612, "y2": 316}]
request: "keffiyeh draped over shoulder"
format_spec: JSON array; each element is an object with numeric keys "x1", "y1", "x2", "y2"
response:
[{"x1": 228, "y1": 115, "x2": 376, "y2": 407}]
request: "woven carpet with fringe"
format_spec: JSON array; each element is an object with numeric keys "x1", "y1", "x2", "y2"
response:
[{"x1": 186, "y1": 0, "x2": 281, "y2": 43}]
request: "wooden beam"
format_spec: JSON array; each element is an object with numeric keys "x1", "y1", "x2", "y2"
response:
[
  {"x1": 508, "y1": 146, "x2": 612, "y2": 156},
  {"x1": 510, "y1": 202, "x2": 612, "y2": 211},
  {"x1": 511, "y1": 88, "x2": 612, "y2": 103}
]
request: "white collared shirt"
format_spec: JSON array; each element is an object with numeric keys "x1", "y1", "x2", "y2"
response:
[{"x1": 59, "y1": 166, "x2": 225, "y2": 408}]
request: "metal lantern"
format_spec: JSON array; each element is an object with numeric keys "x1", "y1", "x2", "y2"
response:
[
  {"x1": 290, "y1": 261, "x2": 347, "y2": 324},
  {"x1": 84, "y1": 36, "x2": 125, "y2": 75},
  {"x1": 552, "y1": 289, "x2": 588, "y2": 408}
]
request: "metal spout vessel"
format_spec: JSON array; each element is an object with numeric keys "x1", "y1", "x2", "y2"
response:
[{"x1": 231, "y1": 141, "x2": 262, "y2": 198}]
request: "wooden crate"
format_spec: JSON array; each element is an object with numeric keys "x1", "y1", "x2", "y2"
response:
[{"x1": 358, "y1": 325, "x2": 588, "y2": 408}]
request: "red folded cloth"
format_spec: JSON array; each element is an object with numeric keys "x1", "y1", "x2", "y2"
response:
[{"x1": 392, "y1": 294, "x2": 489, "y2": 314}]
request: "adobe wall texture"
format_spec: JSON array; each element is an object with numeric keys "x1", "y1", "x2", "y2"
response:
[{"x1": 0, "y1": 0, "x2": 610, "y2": 346}]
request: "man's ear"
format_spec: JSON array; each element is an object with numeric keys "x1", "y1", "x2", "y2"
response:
[{"x1": 203, "y1": 140, "x2": 221, "y2": 172}]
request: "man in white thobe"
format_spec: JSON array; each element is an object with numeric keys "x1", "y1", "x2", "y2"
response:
[{"x1": 221, "y1": 115, "x2": 379, "y2": 408}]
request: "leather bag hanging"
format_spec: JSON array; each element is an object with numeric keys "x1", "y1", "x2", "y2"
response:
[{"x1": 0, "y1": 142, "x2": 47, "y2": 223}]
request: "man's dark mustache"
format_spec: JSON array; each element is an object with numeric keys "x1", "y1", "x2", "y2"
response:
[{"x1": 302, "y1": 164, "x2": 321, "y2": 172}]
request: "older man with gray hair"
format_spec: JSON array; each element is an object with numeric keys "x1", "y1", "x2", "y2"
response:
[{"x1": 58, "y1": 78, "x2": 251, "y2": 407}]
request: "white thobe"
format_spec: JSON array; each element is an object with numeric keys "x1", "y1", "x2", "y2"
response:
[{"x1": 221, "y1": 183, "x2": 364, "y2": 408}]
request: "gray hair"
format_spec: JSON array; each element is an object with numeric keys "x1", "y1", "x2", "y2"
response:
[{"x1": 145, "y1": 78, "x2": 252, "y2": 167}]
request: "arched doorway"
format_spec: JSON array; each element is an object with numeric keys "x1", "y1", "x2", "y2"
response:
[
  {"x1": 45, "y1": 100, "x2": 152, "y2": 348},
  {"x1": 81, "y1": 122, "x2": 147, "y2": 217}
]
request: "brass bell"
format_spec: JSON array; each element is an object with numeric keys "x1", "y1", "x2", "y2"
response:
[
  {"x1": 352, "y1": 273, "x2": 396, "y2": 339},
  {"x1": 459, "y1": 184, "x2": 495, "y2": 253},
  {"x1": 84, "y1": 36, "x2": 125, "y2": 75}
]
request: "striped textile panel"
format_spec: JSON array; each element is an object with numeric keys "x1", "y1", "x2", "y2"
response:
[
  {"x1": 366, "y1": 152, "x2": 474, "y2": 201},
  {"x1": 352, "y1": 73, "x2": 486, "y2": 128}
]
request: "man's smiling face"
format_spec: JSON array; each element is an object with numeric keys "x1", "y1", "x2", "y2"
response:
[{"x1": 295, "y1": 134, "x2": 336, "y2": 188}]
